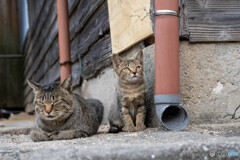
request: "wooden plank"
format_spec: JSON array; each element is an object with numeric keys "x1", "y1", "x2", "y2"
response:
[
  {"x1": 69, "y1": 0, "x2": 105, "y2": 41},
  {"x1": 70, "y1": 1, "x2": 110, "y2": 62},
  {"x1": 68, "y1": 0, "x2": 81, "y2": 16},
  {"x1": 24, "y1": 20, "x2": 58, "y2": 87},
  {"x1": 24, "y1": 0, "x2": 47, "y2": 64},
  {"x1": 28, "y1": 0, "x2": 46, "y2": 39},
  {"x1": 24, "y1": 0, "x2": 79, "y2": 66},
  {"x1": 179, "y1": 0, "x2": 189, "y2": 39},
  {"x1": 24, "y1": 0, "x2": 81, "y2": 79},
  {"x1": 82, "y1": 34, "x2": 112, "y2": 79},
  {"x1": 185, "y1": 0, "x2": 240, "y2": 42},
  {"x1": 107, "y1": 0, "x2": 153, "y2": 54},
  {"x1": 24, "y1": 0, "x2": 56, "y2": 74}
]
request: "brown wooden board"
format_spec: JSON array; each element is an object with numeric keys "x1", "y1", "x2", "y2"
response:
[
  {"x1": 70, "y1": 2, "x2": 110, "y2": 62},
  {"x1": 184, "y1": 0, "x2": 240, "y2": 42},
  {"x1": 82, "y1": 34, "x2": 112, "y2": 79},
  {"x1": 107, "y1": 0, "x2": 153, "y2": 54}
]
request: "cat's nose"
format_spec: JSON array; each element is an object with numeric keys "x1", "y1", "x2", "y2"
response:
[
  {"x1": 45, "y1": 105, "x2": 53, "y2": 114},
  {"x1": 133, "y1": 72, "x2": 136, "y2": 75}
]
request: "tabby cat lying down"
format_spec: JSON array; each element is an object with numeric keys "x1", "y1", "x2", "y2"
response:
[{"x1": 27, "y1": 76, "x2": 103, "y2": 142}]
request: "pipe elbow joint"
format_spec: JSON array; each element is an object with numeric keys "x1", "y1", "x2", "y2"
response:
[{"x1": 154, "y1": 95, "x2": 189, "y2": 130}]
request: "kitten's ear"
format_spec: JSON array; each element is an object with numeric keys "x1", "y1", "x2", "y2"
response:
[
  {"x1": 27, "y1": 80, "x2": 40, "y2": 92},
  {"x1": 135, "y1": 47, "x2": 143, "y2": 64},
  {"x1": 112, "y1": 54, "x2": 123, "y2": 69},
  {"x1": 59, "y1": 75, "x2": 72, "y2": 92}
]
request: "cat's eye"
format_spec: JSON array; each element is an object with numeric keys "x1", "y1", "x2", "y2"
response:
[
  {"x1": 136, "y1": 66, "x2": 142, "y2": 69},
  {"x1": 123, "y1": 67, "x2": 130, "y2": 71},
  {"x1": 52, "y1": 100, "x2": 61, "y2": 105},
  {"x1": 35, "y1": 101, "x2": 45, "y2": 106},
  {"x1": 52, "y1": 99, "x2": 66, "y2": 105},
  {"x1": 51, "y1": 99, "x2": 70, "y2": 107}
]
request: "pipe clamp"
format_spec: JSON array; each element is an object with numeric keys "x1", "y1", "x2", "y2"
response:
[
  {"x1": 154, "y1": 10, "x2": 179, "y2": 17},
  {"x1": 154, "y1": 94, "x2": 181, "y2": 104}
]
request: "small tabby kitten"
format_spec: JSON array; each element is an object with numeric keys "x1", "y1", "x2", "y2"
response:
[
  {"x1": 27, "y1": 75, "x2": 103, "y2": 141},
  {"x1": 108, "y1": 48, "x2": 146, "y2": 132}
]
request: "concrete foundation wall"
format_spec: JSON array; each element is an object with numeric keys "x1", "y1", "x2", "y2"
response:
[
  {"x1": 179, "y1": 41, "x2": 240, "y2": 124},
  {"x1": 78, "y1": 41, "x2": 240, "y2": 126}
]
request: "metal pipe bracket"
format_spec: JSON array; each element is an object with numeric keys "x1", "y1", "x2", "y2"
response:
[{"x1": 154, "y1": 10, "x2": 179, "y2": 17}]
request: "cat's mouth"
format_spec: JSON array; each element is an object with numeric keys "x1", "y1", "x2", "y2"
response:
[
  {"x1": 47, "y1": 115, "x2": 55, "y2": 118},
  {"x1": 127, "y1": 76, "x2": 139, "y2": 82},
  {"x1": 43, "y1": 114, "x2": 57, "y2": 120}
]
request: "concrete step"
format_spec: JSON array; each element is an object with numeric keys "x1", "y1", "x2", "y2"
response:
[
  {"x1": 0, "y1": 127, "x2": 240, "y2": 160},
  {"x1": 1, "y1": 113, "x2": 240, "y2": 160}
]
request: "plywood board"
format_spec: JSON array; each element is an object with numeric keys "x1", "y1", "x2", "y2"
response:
[{"x1": 108, "y1": 0, "x2": 153, "y2": 54}]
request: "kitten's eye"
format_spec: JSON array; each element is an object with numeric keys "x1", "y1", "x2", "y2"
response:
[
  {"x1": 136, "y1": 66, "x2": 142, "y2": 69},
  {"x1": 123, "y1": 67, "x2": 130, "y2": 71}
]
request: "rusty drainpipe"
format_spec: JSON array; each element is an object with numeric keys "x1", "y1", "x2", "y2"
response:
[
  {"x1": 154, "y1": 0, "x2": 189, "y2": 130},
  {"x1": 57, "y1": 0, "x2": 71, "y2": 82}
]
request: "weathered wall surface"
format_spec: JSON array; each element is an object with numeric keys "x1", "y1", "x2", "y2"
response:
[
  {"x1": 80, "y1": 41, "x2": 240, "y2": 126},
  {"x1": 0, "y1": 0, "x2": 23, "y2": 109},
  {"x1": 179, "y1": 41, "x2": 240, "y2": 124},
  {"x1": 23, "y1": 0, "x2": 111, "y2": 113}
]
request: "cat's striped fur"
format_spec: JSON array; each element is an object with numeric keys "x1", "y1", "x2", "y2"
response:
[
  {"x1": 108, "y1": 48, "x2": 146, "y2": 132},
  {"x1": 27, "y1": 76, "x2": 103, "y2": 141}
]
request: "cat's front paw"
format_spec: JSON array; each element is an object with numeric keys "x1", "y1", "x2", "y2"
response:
[
  {"x1": 136, "y1": 124, "x2": 146, "y2": 131},
  {"x1": 30, "y1": 130, "x2": 51, "y2": 142},
  {"x1": 49, "y1": 132, "x2": 60, "y2": 140},
  {"x1": 122, "y1": 126, "x2": 136, "y2": 132}
]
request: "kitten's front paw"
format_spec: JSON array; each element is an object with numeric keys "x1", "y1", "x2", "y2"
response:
[
  {"x1": 136, "y1": 124, "x2": 146, "y2": 131},
  {"x1": 122, "y1": 126, "x2": 136, "y2": 132},
  {"x1": 30, "y1": 130, "x2": 51, "y2": 142}
]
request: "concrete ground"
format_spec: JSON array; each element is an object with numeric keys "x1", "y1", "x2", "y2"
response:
[{"x1": 1, "y1": 113, "x2": 240, "y2": 160}]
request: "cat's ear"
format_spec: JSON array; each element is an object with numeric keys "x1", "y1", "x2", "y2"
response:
[
  {"x1": 135, "y1": 47, "x2": 143, "y2": 64},
  {"x1": 112, "y1": 54, "x2": 123, "y2": 69},
  {"x1": 27, "y1": 80, "x2": 40, "y2": 92},
  {"x1": 59, "y1": 75, "x2": 72, "y2": 92}
]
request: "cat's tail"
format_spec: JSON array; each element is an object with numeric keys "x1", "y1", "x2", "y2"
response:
[{"x1": 87, "y1": 99, "x2": 104, "y2": 124}]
